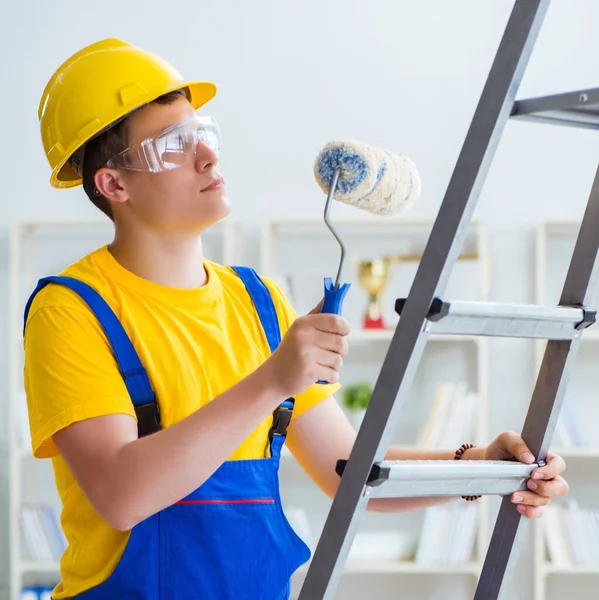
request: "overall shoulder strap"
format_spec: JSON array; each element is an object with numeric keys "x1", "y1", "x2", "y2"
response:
[
  {"x1": 229, "y1": 266, "x2": 282, "y2": 352},
  {"x1": 229, "y1": 266, "x2": 294, "y2": 458},
  {"x1": 23, "y1": 276, "x2": 161, "y2": 437}
]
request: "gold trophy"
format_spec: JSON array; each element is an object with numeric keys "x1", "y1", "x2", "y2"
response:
[
  {"x1": 357, "y1": 252, "x2": 479, "y2": 329},
  {"x1": 358, "y1": 258, "x2": 391, "y2": 329}
]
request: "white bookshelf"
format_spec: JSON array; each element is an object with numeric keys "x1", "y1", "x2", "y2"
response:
[
  {"x1": 7, "y1": 217, "x2": 240, "y2": 600},
  {"x1": 532, "y1": 220, "x2": 599, "y2": 600},
  {"x1": 261, "y1": 218, "x2": 493, "y2": 599}
]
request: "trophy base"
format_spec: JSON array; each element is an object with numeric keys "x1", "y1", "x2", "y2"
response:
[{"x1": 363, "y1": 315, "x2": 385, "y2": 329}]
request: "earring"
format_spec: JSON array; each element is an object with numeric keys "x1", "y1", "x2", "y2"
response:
[{"x1": 93, "y1": 188, "x2": 101, "y2": 196}]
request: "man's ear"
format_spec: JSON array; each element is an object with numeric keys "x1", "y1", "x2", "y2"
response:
[{"x1": 94, "y1": 168, "x2": 129, "y2": 204}]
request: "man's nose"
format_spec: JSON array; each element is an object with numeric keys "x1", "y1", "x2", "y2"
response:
[{"x1": 194, "y1": 142, "x2": 218, "y2": 172}]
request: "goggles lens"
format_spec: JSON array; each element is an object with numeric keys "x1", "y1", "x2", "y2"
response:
[{"x1": 106, "y1": 115, "x2": 221, "y2": 173}]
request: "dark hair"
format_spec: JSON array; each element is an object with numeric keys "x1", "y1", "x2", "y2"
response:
[{"x1": 74, "y1": 90, "x2": 186, "y2": 220}]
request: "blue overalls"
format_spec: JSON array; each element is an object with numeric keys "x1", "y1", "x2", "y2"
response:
[{"x1": 23, "y1": 266, "x2": 312, "y2": 600}]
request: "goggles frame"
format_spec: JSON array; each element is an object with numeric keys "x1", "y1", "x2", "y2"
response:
[{"x1": 104, "y1": 115, "x2": 221, "y2": 173}]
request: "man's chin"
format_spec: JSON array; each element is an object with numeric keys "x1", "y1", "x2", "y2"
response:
[
  {"x1": 210, "y1": 195, "x2": 231, "y2": 222},
  {"x1": 188, "y1": 201, "x2": 232, "y2": 232}
]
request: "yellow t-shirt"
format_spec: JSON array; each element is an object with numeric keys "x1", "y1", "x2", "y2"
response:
[{"x1": 23, "y1": 245, "x2": 339, "y2": 599}]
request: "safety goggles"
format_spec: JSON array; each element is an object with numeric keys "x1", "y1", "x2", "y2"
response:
[{"x1": 104, "y1": 115, "x2": 221, "y2": 173}]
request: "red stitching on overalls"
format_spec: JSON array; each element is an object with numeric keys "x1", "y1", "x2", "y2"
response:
[{"x1": 174, "y1": 499, "x2": 275, "y2": 505}]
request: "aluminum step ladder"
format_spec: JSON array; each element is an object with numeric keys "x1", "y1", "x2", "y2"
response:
[{"x1": 297, "y1": 1, "x2": 599, "y2": 598}]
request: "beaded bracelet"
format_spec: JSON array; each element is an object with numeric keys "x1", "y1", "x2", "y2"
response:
[{"x1": 454, "y1": 443, "x2": 481, "y2": 501}]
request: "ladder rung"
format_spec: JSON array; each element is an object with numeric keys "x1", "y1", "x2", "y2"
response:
[
  {"x1": 395, "y1": 297, "x2": 596, "y2": 339},
  {"x1": 336, "y1": 459, "x2": 537, "y2": 499}
]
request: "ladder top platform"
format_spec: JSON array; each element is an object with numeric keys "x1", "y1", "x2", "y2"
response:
[{"x1": 511, "y1": 87, "x2": 599, "y2": 129}]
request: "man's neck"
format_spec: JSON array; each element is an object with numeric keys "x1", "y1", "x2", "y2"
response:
[{"x1": 108, "y1": 229, "x2": 208, "y2": 289}]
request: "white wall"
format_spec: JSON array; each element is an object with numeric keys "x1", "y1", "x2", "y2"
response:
[{"x1": 1, "y1": 0, "x2": 599, "y2": 599}]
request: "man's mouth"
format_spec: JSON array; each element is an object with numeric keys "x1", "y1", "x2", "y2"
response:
[{"x1": 201, "y1": 177, "x2": 224, "y2": 192}]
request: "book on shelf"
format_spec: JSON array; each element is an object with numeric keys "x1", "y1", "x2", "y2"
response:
[
  {"x1": 20, "y1": 587, "x2": 54, "y2": 600},
  {"x1": 15, "y1": 389, "x2": 32, "y2": 452},
  {"x1": 20, "y1": 503, "x2": 66, "y2": 563},
  {"x1": 410, "y1": 380, "x2": 479, "y2": 566},
  {"x1": 552, "y1": 401, "x2": 590, "y2": 448},
  {"x1": 544, "y1": 500, "x2": 599, "y2": 567},
  {"x1": 417, "y1": 380, "x2": 477, "y2": 449},
  {"x1": 414, "y1": 501, "x2": 478, "y2": 565}
]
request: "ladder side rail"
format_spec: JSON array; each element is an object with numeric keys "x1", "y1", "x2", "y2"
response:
[
  {"x1": 474, "y1": 160, "x2": 599, "y2": 600},
  {"x1": 297, "y1": 2, "x2": 550, "y2": 598}
]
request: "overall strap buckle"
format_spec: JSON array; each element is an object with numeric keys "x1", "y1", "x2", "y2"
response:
[
  {"x1": 135, "y1": 401, "x2": 162, "y2": 438},
  {"x1": 268, "y1": 399, "x2": 295, "y2": 442},
  {"x1": 123, "y1": 367, "x2": 162, "y2": 437}
]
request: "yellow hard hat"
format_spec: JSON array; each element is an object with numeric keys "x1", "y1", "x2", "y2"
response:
[{"x1": 38, "y1": 38, "x2": 217, "y2": 188}]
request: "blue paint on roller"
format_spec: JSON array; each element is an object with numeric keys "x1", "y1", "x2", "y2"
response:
[
  {"x1": 316, "y1": 146, "x2": 369, "y2": 195},
  {"x1": 360, "y1": 162, "x2": 387, "y2": 203},
  {"x1": 316, "y1": 145, "x2": 388, "y2": 206}
]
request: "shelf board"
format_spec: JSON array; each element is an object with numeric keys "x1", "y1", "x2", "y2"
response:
[
  {"x1": 264, "y1": 218, "x2": 485, "y2": 242},
  {"x1": 581, "y1": 329, "x2": 599, "y2": 341},
  {"x1": 19, "y1": 560, "x2": 60, "y2": 574},
  {"x1": 282, "y1": 444, "x2": 599, "y2": 463},
  {"x1": 297, "y1": 559, "x2": 481, "y2": 575},
  {"x1": 348, "y1": 329, "x2": 480, "y2": 345},
  {"x1": 266, "y1": 217, "x2": 485, "y2": 227},
  {"x1": 542, "y1": 563, "x2": 599, "y2": 576},
  {"x1": 511, "y1": 87, "x2": 599, "y2": 130},
  {"x1": 550, "y1": 446, "x2": 599, "y2": 459},
  {"x1": 17, "y1": 446, "x2": 33, "y2": 459},
  {"x1": 15, "y1": 217, "x2": 232, "y2": 229},
  {"x1": 268, "y1": 217, "x2": 440, "y2": 228}
]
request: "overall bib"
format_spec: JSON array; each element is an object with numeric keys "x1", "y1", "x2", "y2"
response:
[{"x1": 23, "y1": 266, "x2": 312, "y2": 600}]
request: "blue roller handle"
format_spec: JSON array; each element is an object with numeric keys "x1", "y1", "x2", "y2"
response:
[{"x1": 316, "y1": 276, "x2": 351, "y2": 385}]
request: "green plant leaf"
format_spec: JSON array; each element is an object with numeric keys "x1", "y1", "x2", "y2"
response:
[{"x1": 341, "y1": 381, "x2": 373, "y2": 411}]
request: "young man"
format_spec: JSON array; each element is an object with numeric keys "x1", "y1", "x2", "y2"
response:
[{"x1": 24, "y1": 38, "x2": 568, "y2": 599}]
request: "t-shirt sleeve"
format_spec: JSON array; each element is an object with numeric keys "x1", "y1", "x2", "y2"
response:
[
  {"x1": 261, "y1": 277, "x2": 341, "y2": 419},
  {"x1": 23, "y1": 304, "x2": 136, "y2": 459}
]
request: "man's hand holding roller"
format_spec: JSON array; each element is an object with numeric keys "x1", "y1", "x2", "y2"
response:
[{"x1": 262, "y1": 300, "x2": 351, "y2": 398}]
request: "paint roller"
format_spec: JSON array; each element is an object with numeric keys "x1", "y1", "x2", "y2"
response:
[{"x1": 313, "y1": 139, "x2": 422, "y2": 317}]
